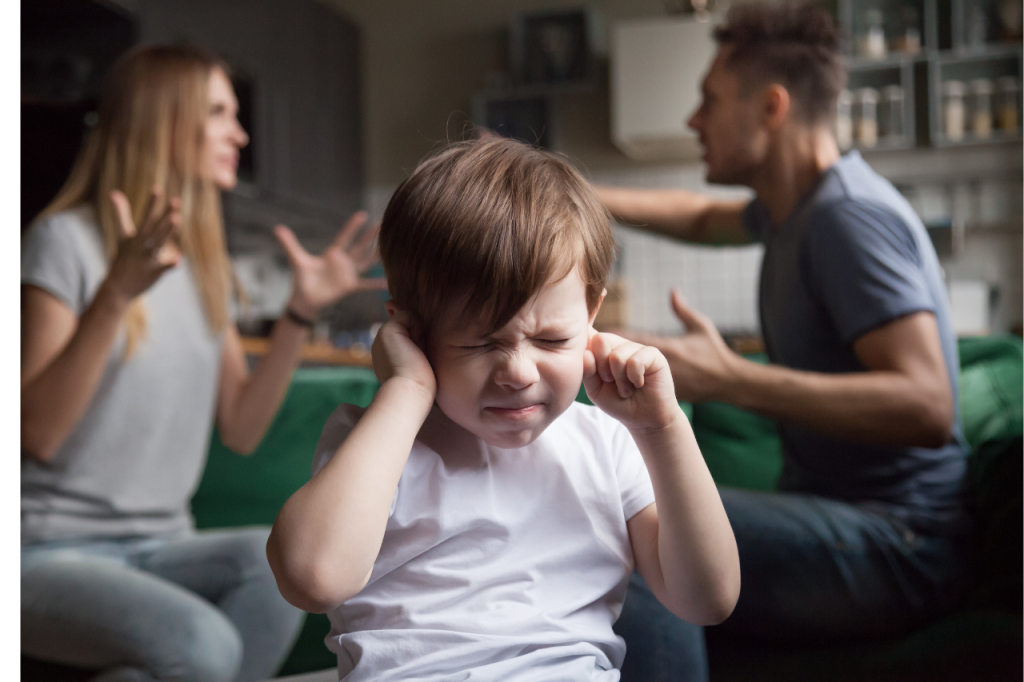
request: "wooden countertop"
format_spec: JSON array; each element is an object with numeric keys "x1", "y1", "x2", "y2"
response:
[{"x1": 240, "y1": 336, "x2": 373, "y2": 367}]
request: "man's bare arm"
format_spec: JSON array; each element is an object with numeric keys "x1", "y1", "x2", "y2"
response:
[
  {"x1": 629, "y1": 293, "x2": 954, "y2": 449},
  {"x1": 722, "y1": 311, "x2": 954, "y2": 448},
  {"x1": 594, "y1": 186, "x2": 752, "y2": 245}
]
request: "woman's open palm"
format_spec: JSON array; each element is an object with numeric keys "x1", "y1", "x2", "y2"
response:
[{"x1": 274, "y1": 211, "x2": 387, "y2": 317}]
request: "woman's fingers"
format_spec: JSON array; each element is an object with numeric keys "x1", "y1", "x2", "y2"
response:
[
  {"x1": 109, "y1": 191, "x2": 136, "y2": 239},
  {"x1": 139, "y1": 185, "x2": 166, "y2": 237},
  {"x1": 273, "y1": 225, "x2": 307, "y2": 269},
  {"x1": 146, "y1": 198, "x2": 181, "y2": 253},
  {"x1": 356, "y1": 277, "x2": 389, "y2": 291},
  {"x1": 350, "y1": 223, "x2": 381, "y2": 271},
  {"x1": 330, "y1": 211, "x2": 369, "y2": 252}
]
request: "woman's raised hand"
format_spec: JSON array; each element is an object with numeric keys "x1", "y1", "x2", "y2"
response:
[
  {"x1": 106, "y1": 187, "x2": 182, "y2": 302},
  {"x1": 274, "y1": 211, "x2": 388, "y2": 319}
]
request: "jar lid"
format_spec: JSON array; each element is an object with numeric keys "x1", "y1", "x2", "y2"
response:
[
  {"x1": 942, "y1": 80, "x2": 965, "y2": 96},
  {"x1": 970, "y1": 78, "x2": 994, "y2": 95},
  {"x1": 856, "y1": 87, "x2": 878, "y2": 102},
  {"x1": 996, "y1": 75, "x2": 1020, "y2": 92},
  {"x1": 881, "y1": 84, "x2": 904, "y2": 99}
]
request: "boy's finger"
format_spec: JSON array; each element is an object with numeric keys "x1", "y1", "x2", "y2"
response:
[
  {"x1": 625, "y1": 346, "x2": 661, "y2": 390},
  {"x1": 582, "y1": 350, "x2": 606, "y2": 400},
  {"x1": 589, "y1": 333, "x2": 614, "y2": 384},
  {"x1": 608, "y1": 346, "x2": 636, "y2": 399}
]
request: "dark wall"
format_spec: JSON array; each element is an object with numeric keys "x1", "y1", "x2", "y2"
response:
[
  {"x1": 21, "y1": 0, "x2": 136, "y2": 228},
  {"x1": 21, "y1": 0, "x2": 364, "y2": 257}
]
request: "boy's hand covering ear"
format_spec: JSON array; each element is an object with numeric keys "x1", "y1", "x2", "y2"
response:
[
  {"x1": 583, "y1": 328, "x2": 682, "y2": 433},
  {"x1": 371, "y1": 306, "x2": 437, "y2": 399}
]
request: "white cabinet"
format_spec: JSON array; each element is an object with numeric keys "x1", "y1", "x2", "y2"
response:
[{"x1": 610, "y1": 16, "x2": 718, "y2": 161}]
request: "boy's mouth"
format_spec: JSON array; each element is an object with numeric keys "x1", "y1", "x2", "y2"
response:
[{"x1": 484, "y1": 404, "x2": 543, "y2": 420}]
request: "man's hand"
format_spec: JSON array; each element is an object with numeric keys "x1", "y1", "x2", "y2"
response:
[
  {"x1": 583, "y1": 329, "x2": 682, "y2": 433},
  {"x1": 371, "y1": 306, "x2": 436, "y2": 400},
  {"x1": 620, "y1": 290, "x2": 740, "y2": 404}
]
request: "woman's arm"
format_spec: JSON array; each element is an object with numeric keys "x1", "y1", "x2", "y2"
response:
[
  {"x1": 21, "y1": 190, "x2": 181, "y2": 462},
  {"x1": 267, "y1": 309, "x2": 435, "y2": 613},
  {"x1": 213, "y1": 212, "x2": 386, "y2": 454},
  {"x1": 22, "y1": 284, "x2": 131, "y2": 461}
]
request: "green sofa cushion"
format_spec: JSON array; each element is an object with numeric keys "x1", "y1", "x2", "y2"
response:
[
  {"x1": 192, "y1": 366, "x2": 379, "y2": 675},
  {"x1": 690, "y1": 353, "x2": 782, "y2": 493}
]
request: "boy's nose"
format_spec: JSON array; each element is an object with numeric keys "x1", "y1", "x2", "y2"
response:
[{"x1": 494, "y1": 352, "x2": 539, "y2": 390}]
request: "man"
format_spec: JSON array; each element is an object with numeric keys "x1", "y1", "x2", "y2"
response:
[{"x1": 600, "y1": 0, "x2": 969, "y2": 663}]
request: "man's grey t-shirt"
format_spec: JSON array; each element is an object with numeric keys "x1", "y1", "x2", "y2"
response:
[
  {"x1": 21, "y1": 206, "x2": 225, "y2": 544},
  {"x1": 743, "y1": 151, "x2": 968, "y2": 534}
]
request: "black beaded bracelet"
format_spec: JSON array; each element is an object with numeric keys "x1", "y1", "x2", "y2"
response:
[{"x1": 285, "y1": 307, "x2": 316, "y2": 329}]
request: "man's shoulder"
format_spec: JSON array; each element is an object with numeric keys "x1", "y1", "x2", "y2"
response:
[{"x1": 802, "y1": 194, "x2": 917, "y2": 255}]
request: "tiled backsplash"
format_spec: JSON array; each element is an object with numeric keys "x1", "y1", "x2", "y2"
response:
[{"x1": 590, "y1": 165, "x2": 760, "y2": 335}]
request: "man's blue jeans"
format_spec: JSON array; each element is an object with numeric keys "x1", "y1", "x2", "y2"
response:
[
  {"x1": 21, "y1": 527, "x2": 304, "y2": 682},
  {"x1": 613, "y1": 488, "x2": 967, "y2": 681}
]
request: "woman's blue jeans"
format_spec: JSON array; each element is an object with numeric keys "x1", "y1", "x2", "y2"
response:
[
  {"x1": 21, "y1": 527, "x2": 304, "y2": 682},
  {"x1": 612, "y1": 488, "x2": 967, "y2": 681}
]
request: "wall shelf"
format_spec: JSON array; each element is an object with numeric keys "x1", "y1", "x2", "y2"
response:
[{"x1": 836, "y1": 0, "x2": 1023, "y2": 150}]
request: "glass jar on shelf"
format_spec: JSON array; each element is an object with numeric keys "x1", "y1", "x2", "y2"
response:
[
  {"x1": 836, "y1": 89, "x2": 853, "y2": 150},
  {"x1": 969, "y1": 78, "x2": 994, "y2": 139},
  {"x1": 996, "y1": 76, "x2": 1020, "y2": 133},
  {"x1": 858, "y1": 9, "x2": 887, "y2": 60},
  {"x1": 855, "y1": 87, "x2": 879, "y2": 148},
  {"x1": 942, "y1": 80, "x2": 966, "y2": 142},
  {"x1": 879, "y1": 85, "x2": 905, "y2": 142},
  {"x1": 891, "y1": 6, "x2": 921, "y2": 55}
]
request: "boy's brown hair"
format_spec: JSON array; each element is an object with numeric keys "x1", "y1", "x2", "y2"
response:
[{"x1": 379, "y1": 138, "x2": 615, "y2": 334}]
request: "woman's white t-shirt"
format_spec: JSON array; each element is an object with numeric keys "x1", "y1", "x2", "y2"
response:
[{"x1": 312, "y1": 401, "x2": 656, "y2": 682}]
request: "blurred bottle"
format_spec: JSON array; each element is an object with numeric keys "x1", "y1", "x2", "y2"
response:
[
  {"x1": 836, "y1": 89, "x2": 854, "y2": 150},
  {"x1": 880, "y1": 85, "x2": 905, "y2": 142},
  {"x1": 859, "y1": 9, "x2": 888, "y2": 59},
  {"x1": 892, "y1": 6, "x2": 921, "y2": 55},
  {"x1": 996, "y1": 76, "x2": 1020, "y2": 132},
  {"x1": 970, "y1": 78, "x2": 994, "y2": 139},
  {"x1": 943, "y1": 80, "x2": 966, "y2": 141},
  {"x1": 856, "y1": 87, "x2": 879, "y2": 148}
]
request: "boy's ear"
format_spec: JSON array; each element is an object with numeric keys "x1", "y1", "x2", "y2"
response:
[
  {"x1": 384, "y1": 299, "x2": 398, "y2": 319},
  {"x1": 587, "y1": 288, "x2": 607, "y2": 326}
]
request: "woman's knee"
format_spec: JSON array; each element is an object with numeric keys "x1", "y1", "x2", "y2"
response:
[{"x1": 157, "y1": 603, "x2": 243, "y2": 682}]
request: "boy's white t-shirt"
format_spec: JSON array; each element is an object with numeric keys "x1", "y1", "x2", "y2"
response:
[{"x1": 312, "y1": 400, "x2": 656, "y2": 682}]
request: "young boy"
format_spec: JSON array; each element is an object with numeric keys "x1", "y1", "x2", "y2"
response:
[{"x1": 267, "y1": 138, "x2": 740, "y2": 681}]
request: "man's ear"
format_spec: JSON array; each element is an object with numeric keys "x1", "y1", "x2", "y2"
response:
[
  {"x1": 762, "y1": 84, "x2": 791, "y2": 131},
  {"x1": 588, "y1": 288, "x2": 607, "y2": 326}
]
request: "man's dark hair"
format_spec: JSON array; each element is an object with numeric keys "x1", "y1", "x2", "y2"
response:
[{"x1": 713, "y1": 2, "x2": 847, "y2": 125}]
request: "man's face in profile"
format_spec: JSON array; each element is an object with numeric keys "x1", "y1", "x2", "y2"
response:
[{"x1": 687, "y1": 46, "x2": 768, "y2": 187}]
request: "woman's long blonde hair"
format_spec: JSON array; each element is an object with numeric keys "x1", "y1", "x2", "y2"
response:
[{"x1": 42, "y1": 44, "x2": 233, "y2": 357}]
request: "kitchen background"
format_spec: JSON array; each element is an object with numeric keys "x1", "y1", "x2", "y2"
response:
[{"x1": 23, "y1": 0, "x2": 1023, "y2": 354}]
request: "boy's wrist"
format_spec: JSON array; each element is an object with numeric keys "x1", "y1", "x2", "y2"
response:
[
  {"x1": 378, "y1": 375, "x2": 436, "y2": 413},
  {"x1": 626, "y1": 404, "x2": 692, "y2": 452}
]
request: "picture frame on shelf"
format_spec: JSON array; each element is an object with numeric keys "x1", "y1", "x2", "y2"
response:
[{"x1": 509, "y1": 8, "x2": 599, "y2": 90}]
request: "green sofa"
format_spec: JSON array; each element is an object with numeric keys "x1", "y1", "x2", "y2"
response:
[{"x1": 191, "y1": 336, "x2": 1023, "y2": 680}]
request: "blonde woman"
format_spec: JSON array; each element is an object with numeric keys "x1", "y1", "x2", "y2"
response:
[{"x1": 21, "y1": 45, "x2": 383, "y2": 681}]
